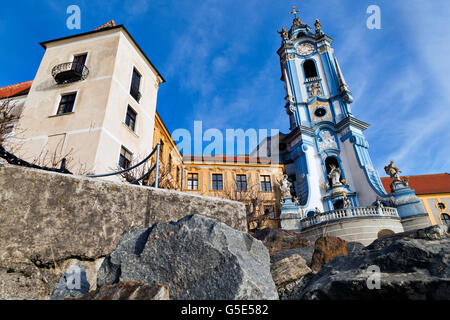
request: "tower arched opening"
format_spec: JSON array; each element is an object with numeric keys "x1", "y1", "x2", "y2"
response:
[
  {"x1": 325, "y1": 156, "x2": 341, "y2": 186},
  {"x1": 303, "y1": 60, "x2": 318, "y2": 79}
]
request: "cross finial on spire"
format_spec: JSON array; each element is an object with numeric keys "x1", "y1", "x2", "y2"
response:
[{"x1": 289, "y1": 6, "x2": 300, "y2": 18}]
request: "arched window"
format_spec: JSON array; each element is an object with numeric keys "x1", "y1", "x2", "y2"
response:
[
  {"x1": 303, "y1": 60, "x2": 318, "y2": 79},
  {"x1": 306, "y1": 211, "x2": 315, "y2": 218},
  {"x1": 441, "y1": 213, "x2": 450, "y2": 225},
  {"x1": 333, "y1": 199, "x2": 344, "y2": 210}
]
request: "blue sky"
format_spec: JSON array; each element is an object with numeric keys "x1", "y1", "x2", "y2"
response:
[{"x1": 0, "y1": 0, "x2": 449, "y2": 177}]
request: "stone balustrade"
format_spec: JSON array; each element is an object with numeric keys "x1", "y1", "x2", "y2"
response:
[{"x1": 300, "y1": 206, "x2": 399, "y2": 229}]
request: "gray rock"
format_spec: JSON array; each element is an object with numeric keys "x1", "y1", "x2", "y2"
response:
[
  {"x1": 279, "y1": 273, "x2": 316, "y2": 300},
  {"x1": 50, "y1": 263, "x2": 90, "y2": 300},
  {"x1": 97, "y1": 214, "x2": 278, "y2": 300},
  {"x1": 366, "y1": 224, "x2": 448, "y2": 250},
  {"x1": 298, "y1": 237, "x2": 450, "y2": 300},
  {"x1": 0, "y1": 164, "x2": 246, "y2": 299},
  {"x1": 347, "y1": 242, "x2": 365, "y2": 253},
  {"x1": 270, "y1": 246, "x2": 315, "y2": 266},
  {"x1": 270, "y1": 254, "x2": 311, "y2": 288},
  {"x1": 67, "y1": 281, "x2": 169, "y2": 300},
  {"x1": 254, "y1": 228, "x2": 310, "y2": 252}
]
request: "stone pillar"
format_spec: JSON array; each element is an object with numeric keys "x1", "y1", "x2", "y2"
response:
[
  {"x1": 280, "y1": 198, "x2": 302, "y2": 230},
  {"x1": 390, "y1": 181, "x2": 432, "y2": 231}
]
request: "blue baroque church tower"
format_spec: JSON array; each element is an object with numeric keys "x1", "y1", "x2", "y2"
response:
[
  {"x1": 276, "y1": 11, "x2": 430, "y2": 239},
  {"x1": 277, "y1": 11, "x2": 393, "y2": 227}
]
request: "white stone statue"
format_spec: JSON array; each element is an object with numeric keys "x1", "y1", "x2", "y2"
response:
[
  {"x1": 280, "y1": 174, "x2": 292, "y2": 199},
  {"x1": 384, "y1": 160, "x2": 402, "y2": 183},
  {"x1": 375, "y1": 196, "x2": 384, "y2": 214},
  {"x1": 375, "y1": 197, "x2": 384, "y2": 208},
  {"x1": 327, "y1": 164, "x2": 342, "y2": 187},
  {"x1": 343, "y1": 193, "x2": 351, "y2": 209}
]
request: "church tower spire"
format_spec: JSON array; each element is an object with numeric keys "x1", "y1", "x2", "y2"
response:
[{"x1": 277, "y1": 10, "x2": 388, "y2": 226}]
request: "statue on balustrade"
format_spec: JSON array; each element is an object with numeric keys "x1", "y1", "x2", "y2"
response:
[
  {"x1": 375, "y1": 196, "x2": 384, "y2": 208},
  {"x1": 280, "y1": 174, "x2": 292, "y2": 199},
  {"x1": 343, "y1": 193, "x2": 352, "y2": 209}
]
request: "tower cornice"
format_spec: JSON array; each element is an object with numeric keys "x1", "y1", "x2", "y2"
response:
[{"x1": 336, "y1": 116, "x2": 370, "y2": 132}]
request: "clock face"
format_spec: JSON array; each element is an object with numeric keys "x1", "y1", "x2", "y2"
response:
[{"x1": 297, "y1": 43, "x2": 314, "y2": 56}]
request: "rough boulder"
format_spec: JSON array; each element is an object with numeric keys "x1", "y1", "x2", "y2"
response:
[
  {"x1": 254, "y1": 228, "x2": 310, "y2": 252},
  {"x1": 310, "y1": 236, "x2": 348, "y2": 272},
  {"x1": 97, "y1": 214, "x2": 279, "y2": 300},
  {"x1": 68, "y1": 281, "x2": 169, "y2": 300},
  {"x1": 298, "y1": 228, "x2": 450, "y2": 300}
]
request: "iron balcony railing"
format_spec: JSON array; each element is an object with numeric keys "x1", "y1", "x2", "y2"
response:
[{"x1": 52, "y1": 62, "x2": 89, "y2": 84}]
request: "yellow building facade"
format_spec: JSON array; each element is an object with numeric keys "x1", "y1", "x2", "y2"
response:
[
  {"x1": 181, "y1": 155, "x2": 285, "y2": 230},
  {"x1": 152, "y1": 111, "x2": 183, "y2": 190}
]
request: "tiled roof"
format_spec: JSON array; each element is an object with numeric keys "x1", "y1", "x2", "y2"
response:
[
  {"x1": 0, "y1": 80, "x2": 33, "y2": 99},
  {"x1": 94, "y1": 20, "x2": 117, "y2": 31},
  {"x1": 381, "y1": 173, "x2": 450, "y2": 195}
]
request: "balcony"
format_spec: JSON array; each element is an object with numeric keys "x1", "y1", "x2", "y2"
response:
[
  {"x1": 304, "y1": 76, "x2": 320, "y2": 83},
  {"x1": 300, "y1": 206, "x2": 399, "y2": 229},
  {"x1": 52, "y1": 62, "x2": 89, "y2": 85}
]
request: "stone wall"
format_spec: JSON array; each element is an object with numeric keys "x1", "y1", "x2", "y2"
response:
[
  {"x1": 299, "y1": 216, "x2": 405, "y2": 246},
  {"x1": 400, "y1": 213, "x2": 432, "y2": 232},
  {"x1": 0, "y1": 164, "x2": 246, "y2": 299}
]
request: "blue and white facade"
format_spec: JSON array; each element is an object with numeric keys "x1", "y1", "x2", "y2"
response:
[{"x1": 278, "y1": 16, "x2": 389, "y2": 226}]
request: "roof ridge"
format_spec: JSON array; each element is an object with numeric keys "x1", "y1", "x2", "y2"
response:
[
  {"x1": 94, "y1": 20, "x2": 117, "y2": 31},
  {"x1": 0, "y1": 80, "x2": 33, "y2": 99}
]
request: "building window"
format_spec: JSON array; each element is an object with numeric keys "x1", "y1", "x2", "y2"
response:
[
  {"x1": 187, "y1": 173, "x2": 198, "y2": 190},
  {"x1": 261, "y1": 175, "x2": 272, "y2": 192},
  {"x1": 118, "y1": 146, "x2": 132, "y2": 169},
  {"x1": 212, "y1": 174, "x2": 223, "y2": 191},
  {"x1": 125, "y1": 106, "x2": 137, "y2": 131},
  {"x1": 264, "y1": 205, "x2": 274, "y2": 216},
  {"x1": 303, "y1": 60, "x2": 318, "y2": 79},
  {"x1": 437, "y1": 202, "x2": 447, "y2": 210},
  {"x1": 130, "y1": 68, "x2": 142, "y2": 102},
  {"x1": 159, "y1": 140, "x2": 164, "y2": 156},
  {"x1": 168, "y1": 154, "x2": 173, "y2": 169},
  {"x1": 236, "y1": 174, "x2": 247, "y2": 191},
  {"x1": 441, "y1": 213, "x2": 450, "y2": 225},
  {"x1": 72, "y1": 54, "x2": 87, "y2": 72},
  {"x1": 57, "y1": 93, "x2": 76, "y2": 115}
]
